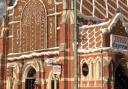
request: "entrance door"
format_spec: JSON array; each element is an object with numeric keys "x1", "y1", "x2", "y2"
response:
[
  {"x1": 25, "y1": 68, "x2": 36, "y2": 89},
  {"x1": 115, "y1": 64, "x2": 128, "y2": 89}
]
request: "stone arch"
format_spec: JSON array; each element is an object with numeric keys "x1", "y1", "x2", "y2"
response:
[
  {"x1": 95, "y1": 57, "x2": 102, "y2": 80},
  {"x1": 20, "y1": 0, "x2": 47, "y2": 52},
  {"x1": 22, "y1": 64, "x2": 37, "y2": 82},
  {"x1": 24, "y1": 67, "x2": 36, "y2": 89},
  {"x1": 47, "y1": 71, "x2": 59, "y2": 89},
  {"x1": 81, "y1": 58, "x2": 89, "y2": 65},
  {"x1": 80, "y1": 59, "x2": 89, "y2": 77},
  {"x1": 33, "y1": 59, "x2": 41, "y2": 71},
  {"x1": 47, "y1": 71, "x2": 53, "y2": 89},
  {"x1": 80, "y1": 59, "x2": 89, "y2": 82},
  {"x1": 80, "y1": 58, "x2": 89, "y2": 86},
  {"x1": 88, "y1": 58, "x2": 94, "y2": 80}
]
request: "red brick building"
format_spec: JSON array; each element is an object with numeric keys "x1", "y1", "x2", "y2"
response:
[{"x1": 0, "y1": 0, "x2": 128, "y2": 89}]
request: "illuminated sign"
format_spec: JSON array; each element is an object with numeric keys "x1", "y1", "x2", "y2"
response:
[{"x1": 110, "y1": 34, "x2": 128, "y2": 49}]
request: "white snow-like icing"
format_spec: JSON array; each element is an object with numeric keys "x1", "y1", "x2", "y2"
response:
[
  {"x1": 78, "y1": 47, "x2": 128, "y2": 54},
  {"x1": 8, "y1": 47, "x2": 59, "y2": 60},
  {"x1": 47, "y1": 12, "x2": 62, "y2": 16},
  {"x1": 108, "y1": 13, "x2": 127, "y2": 33},
  {"x1": 92, "y1": 0, "x2": 95, "y2": 17},
  {"x1": 105, "y1": 0, "x2": 108, "y2": 18},
  {"x1": 80, "y1": 20, "x2": 110, "y2": 29},
  {"x1": 54, "y1": 2, "x2": 62, "y2": 5},
  {"x1": 100, "y1": 28, "x2": 108, "y2": 34},
  {"x1": 8, "y1": 51, "x2": 59, "y2": 60},
  {"x1": 80, "y1": 0, "x2": 83, "y2": 13},
  {"x1": 116, "y1": 0, "x2": 119, "y2": 8}
]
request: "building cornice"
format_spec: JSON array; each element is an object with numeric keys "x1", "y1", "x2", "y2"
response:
[{"x1": 7, "y1": 47, "x2": 59, "y2": 60}]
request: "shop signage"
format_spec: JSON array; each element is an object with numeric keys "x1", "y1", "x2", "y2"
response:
[
  {"x1": 53, "y1": 65, "x2": 61, "y2": 75},
  {"x1": 110, "y1": 34, "x2": 128, "y2": 49},
  {"x1": 45, "y1": 58, "x2": 57, "y2": 66}
]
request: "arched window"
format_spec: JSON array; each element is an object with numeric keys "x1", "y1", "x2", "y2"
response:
[
  {"x1": 98, "y1": 61, "x2": 101, "y2": 79},
  {"x1": 82, "y1": 62, "x2": 89, "y2": 77},
  {"x1": 25, "y1": 68, "x2": 36, "y2": 89},
  {"x1": 91, "y1": 62, "x2": 94, "y2": 79},
  {"x1": 21, "y1": 0, "x2": 47, "y2": 52},
  {"x1": 96, "y1": 61, "x2": 101, "y2": 79},
  {"x1": 89, "y1": 61, "x2": 94, "y2": 80}
]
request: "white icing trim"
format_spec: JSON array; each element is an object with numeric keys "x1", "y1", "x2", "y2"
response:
[
  {"x1": 107, "y1": 2, "x2": 115, "y2": 16},
  {"x1": 119, "y1": 5, "x2": 128, "y2": 15},
  {"x1": 81, "y1": 1, "x2": 92, "y2": 15},
  {"x1": 8, "y1": 21, "x2": 20, "y2": 24},
  {"x1": 55, "y1": 2, "x2": 62, "y2": 5},
  {"x1": 47, "y1": 12, "x2": 62, "y2": 16},
  {"x1": 7, "y1": 35, "x2": 13, "y2": 38},
  {"x1": 80, "y1": 0, "x2": 83, "y2": 13},
  {"x1": 105, "y1": 0, "x2": 108, "y2": 18},
  {"x1": 116, "y1": 0, "x2": 119, "y2": 8},
  {"x1": 92, "y1": 0, "x2": 95, "y2": 17},
  {"x1": 63, "y1": 0, "x2": 66, "y2": 10},
  {"x1": 78, "y1": 47, "x2": 128, "y2": 54},
  {"x1": 80, "y1": 20, "x2": 110, "y2": 29},
  {"x1": 8, "y1": 50, "x2": 59, "y2": 60},
  {"x1": 108, "y1": 13, "x2": 127, "y2": 32}
]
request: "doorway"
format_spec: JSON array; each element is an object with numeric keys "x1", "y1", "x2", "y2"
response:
[
  {"x1": 25, "y1": 67, "x2": 36, "y2": 89},
  {"x1": 115, "y1": 64, "x2": 128, "y2": 89}
]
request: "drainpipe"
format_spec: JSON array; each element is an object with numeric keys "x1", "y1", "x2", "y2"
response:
[
  {"x1": 3, "y1": 0, "x2": 8, "y2": 89},
  {"x1": 73, "y1": 0, "x2": 78, "y2": 89}
]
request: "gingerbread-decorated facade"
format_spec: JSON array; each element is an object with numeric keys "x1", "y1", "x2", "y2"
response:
[{"x1": 0, "y1": 0, "x2": 128, "y2": 89}]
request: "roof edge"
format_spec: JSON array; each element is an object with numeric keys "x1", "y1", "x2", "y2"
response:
[{"x1": 108, "y1": 13, "x2": 128, "y2": 33}]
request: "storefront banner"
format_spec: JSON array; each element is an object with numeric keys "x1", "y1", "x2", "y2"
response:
[{"x1": 110, "y1": 34, "x2": 128, "y2": 49}]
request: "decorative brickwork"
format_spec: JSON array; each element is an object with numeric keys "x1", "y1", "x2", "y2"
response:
[{"x1": 0, "y1": 1, "x2": 128, "y2": 89}]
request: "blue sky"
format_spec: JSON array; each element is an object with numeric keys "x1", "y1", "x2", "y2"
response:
[{"x1": 0, "y1": 0, "x2": 3, "y2": 17}]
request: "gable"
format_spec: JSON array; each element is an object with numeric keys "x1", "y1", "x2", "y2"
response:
[{"x1": 108, "y1": 13, "x2": 128, "y2": 37}]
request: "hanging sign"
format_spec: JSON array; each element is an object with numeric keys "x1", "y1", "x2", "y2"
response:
[
  {"x1": 110, "y1": 34, "x2": 128, "y2": 49},
  {"x1": 53, "y1": 65, "x2": 61, "y2": 75},
  {"x1": 45, "y1": 58, "x2": 57, "y2": 66}
]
